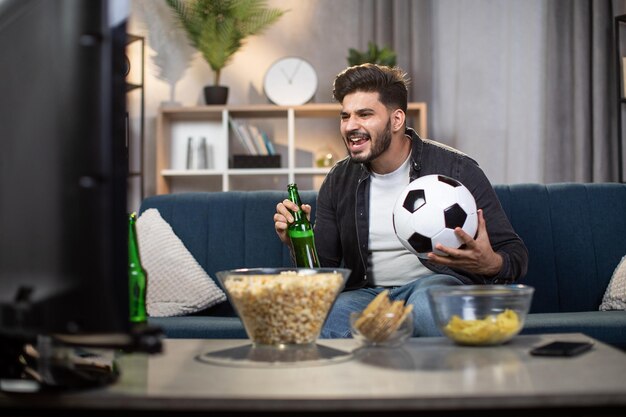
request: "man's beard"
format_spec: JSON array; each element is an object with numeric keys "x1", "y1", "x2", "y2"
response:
[{"x1": 347, "y1": 119, "x2": 392, "y2": 164}]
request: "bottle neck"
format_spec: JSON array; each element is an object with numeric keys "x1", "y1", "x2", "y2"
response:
[
  {"x1": 287, "y1": 186, "x2": 301, "y2": 205},
  {"x1": 128, "y1": 218, "x2": 142, "y2": 267},
  {"x1": 287, "y1": 186, "x2": 305, "y2": 223}
]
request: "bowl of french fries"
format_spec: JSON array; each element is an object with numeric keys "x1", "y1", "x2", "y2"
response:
[
  {"x1": 350, "y1": 290, "x2": 414, "y2": 347},
  {"x1": 216, "y1": 268, "x2": 350, "y2": 346},
  {"x1": 427, "y1": 285, "x2": 534, "y2": 346}
]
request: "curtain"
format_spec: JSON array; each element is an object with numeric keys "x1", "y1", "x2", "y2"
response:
[
  {"x1": 543, "y1": 0, "x2": 616, "y2": 182},
  {"x1": 360, "y1": 0, "x2": 623, "y2": 184}
]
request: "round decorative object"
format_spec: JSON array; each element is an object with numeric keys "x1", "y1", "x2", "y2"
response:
[
  {"x1": 392, "y1": 174, "x2": 478, "y2": 258},
  {"x1": 124, "y1": 55, "x2": 131, "y2": 76},
  {"x1": 263, "y1": 57, "x2": 318, "y2": 106}
]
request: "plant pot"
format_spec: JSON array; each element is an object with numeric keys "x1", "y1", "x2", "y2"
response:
[{"x1": 204, "y1": 85, "x2": 229, "y2": 105}]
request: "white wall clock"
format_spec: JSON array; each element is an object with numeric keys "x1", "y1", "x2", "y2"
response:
[{"x1": 263, "y1": 57, "x2": 318, "y2": 106}]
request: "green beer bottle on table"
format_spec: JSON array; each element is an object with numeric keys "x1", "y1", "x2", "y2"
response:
[
  {"x1": 287, "y1": 183, "x2": 320, "y2": 268},
  {"x1": 128, "y1": 212, "x2": 147, "y2": 323}
]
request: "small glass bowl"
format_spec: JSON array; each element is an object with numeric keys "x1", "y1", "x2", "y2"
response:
[
  {"x1": 350, "y1": 310, "x2": 413, "y2": 347},
  {"x1": 427, "y1": 285, "x2": 534, "y2": 346}
]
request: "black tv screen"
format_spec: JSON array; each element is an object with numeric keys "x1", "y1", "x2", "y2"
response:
[{"x1": 0, "y1": 0, "x2": 129, "y2": 338}]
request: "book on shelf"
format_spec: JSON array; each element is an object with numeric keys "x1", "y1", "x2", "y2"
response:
[
  {"x1": 186, "y1": 137, "x2": 213, "y2": 170},
  {"x1": 229, "y1": 118, "x2": 277, "y2": 156},
  {"x1": 229, "y1": 117, "x2": 257, "y2": 155},
  {"x1": 260, "y1": 130, "x2": 276, "y2": 155},
  {"x1": 247, "y1": 124, "x2": 270, "y2": 155},
  {"x1": 201, "y1": 137, "x2": 214, "y2": 169},
  {"x1": 250, "y1": 125, "x2": 277, "y2": 155}
]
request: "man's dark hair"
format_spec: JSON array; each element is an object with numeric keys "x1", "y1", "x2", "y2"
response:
[{"x1": 332, "y1": 64, "x2": 409, "y2": 113}]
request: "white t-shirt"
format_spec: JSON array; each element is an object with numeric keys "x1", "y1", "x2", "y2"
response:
[{"x1": 368, "y1": 156, "x2": 430, "y2": 286}]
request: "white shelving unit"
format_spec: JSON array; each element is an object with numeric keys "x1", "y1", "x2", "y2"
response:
[{"x1": 155, "y1": 103, "x2": 427, "y2": 194}]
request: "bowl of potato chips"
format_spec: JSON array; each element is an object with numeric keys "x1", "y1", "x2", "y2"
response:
[
  {"x1": 427, "y1": 285, "x2": 534, "y2": 346},
  {"x1": 216, "y1": 268, "x2": 350, "y2": 346}
]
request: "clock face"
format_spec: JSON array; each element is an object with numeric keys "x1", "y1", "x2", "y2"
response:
[{"x1": 263, "y1": 57, "x2": 318, "y2": 106}]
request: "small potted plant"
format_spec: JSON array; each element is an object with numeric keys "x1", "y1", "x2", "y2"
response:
[
  {"x1": 347, "y1": 41, "x2": 397, "y2": 67},
  {"x1": 166, "y1": 0, "x2": 286, "y2": 104}
]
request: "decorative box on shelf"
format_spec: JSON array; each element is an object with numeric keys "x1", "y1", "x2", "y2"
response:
[{"x1": 232, "y1": 154, "x2": 281, "y2": 169}]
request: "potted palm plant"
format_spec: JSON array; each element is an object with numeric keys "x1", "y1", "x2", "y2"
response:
[
  {"x1": 347, "y1": 41, "x2": 397, "y2": 67},
  {"x1": 166, "y1": 0, "x2": 286, "y2": 104}
]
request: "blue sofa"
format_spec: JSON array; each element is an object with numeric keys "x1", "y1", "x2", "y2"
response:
[{"x1": 140, "y1": 183, "x2": 626, "y2": 348}]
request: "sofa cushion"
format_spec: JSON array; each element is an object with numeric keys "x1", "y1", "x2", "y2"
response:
[
  {"x1": 494, "y1": 183, "x2": 626, "y2": 314},
  {"x1": 600, "y1": 255, "x2": 626, "y2": 311},
  {"x1": 137, "y1": 209, "x2": 227, "y2": 317},
  {"x1": 494, "y1": 184, "x2": 558, "y2": 313}
]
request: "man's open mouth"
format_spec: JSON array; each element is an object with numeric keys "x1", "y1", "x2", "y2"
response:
[{"x1": 348, "y1": 132, "x2": 370, "y2": 147}]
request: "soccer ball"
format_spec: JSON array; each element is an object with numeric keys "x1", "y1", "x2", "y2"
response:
[{"x1": 392, "y1": 175, "x2": 478, "y2": 258}]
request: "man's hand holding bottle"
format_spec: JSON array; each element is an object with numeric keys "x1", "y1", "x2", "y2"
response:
[
  {"x1": 275, "y1": 184, "x2": 320, "y2": 268},
  {"x1": 274, "y1": 200, "x2": 312, "y2": 244}
]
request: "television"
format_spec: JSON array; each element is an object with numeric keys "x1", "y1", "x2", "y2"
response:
[{"x1": 0, "y1": 0, "x2": 153, "y2": 389}]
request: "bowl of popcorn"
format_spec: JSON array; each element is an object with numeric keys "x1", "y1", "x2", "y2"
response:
[
  {"x1": 427, "y1": 285, "x2": 534, "y2": 346},
  {"x1": 350, "y1": 290, "x2": 414, "y2": 347},
  {"x1": 216, "y1": 268, "x2": 350, "y2": 346}
]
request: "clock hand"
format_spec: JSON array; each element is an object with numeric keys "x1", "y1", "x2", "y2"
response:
[
  {"x1": 288, "y1": 60, "x2": 303, "y2": 83},
  {"x1": 280, "y1": 67, "x2": 292, "y2": 84},
  {"x1": 279, "y1": 61, "x2": 304, "y2": 84}
]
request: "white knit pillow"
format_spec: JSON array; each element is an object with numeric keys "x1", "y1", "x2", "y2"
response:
[
  {"x1": 136, "y1": 209, "x2": 226, "y2": 317},
  {"x1": 599, "y1": 256, "x2": 626, "y2": 311}
]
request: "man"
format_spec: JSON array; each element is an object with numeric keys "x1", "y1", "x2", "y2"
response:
[{"x1": 274, "y1": 64, "x2": 528, "y2": 337}]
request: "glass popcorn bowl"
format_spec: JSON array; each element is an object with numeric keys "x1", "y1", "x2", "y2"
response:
[
  {"x1": 216, "y1": 268, "x2": 350, "y2": 346},
  {"x1": 427, "y1": 285, "x2": 534, "y2": 346},
  {"x1": 350, "y1": 310, "x2": 413, "y2": 348}
]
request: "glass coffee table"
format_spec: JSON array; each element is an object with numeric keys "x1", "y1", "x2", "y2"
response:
[{"x1": 2, "y1": 333, "x2": 625, "y2": 416}]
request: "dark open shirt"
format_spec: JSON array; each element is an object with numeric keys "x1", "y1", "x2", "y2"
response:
[{"x1": 314, "y1": 128, "x2": 529, "y2": 290}]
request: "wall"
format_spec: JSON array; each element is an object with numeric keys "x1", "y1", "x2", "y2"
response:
[{"x1": 128, "y1": 0, "x2": 375, "y2": 203}]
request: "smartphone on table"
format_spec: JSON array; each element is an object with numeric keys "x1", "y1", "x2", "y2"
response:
[{"x1": 530, "y1": 341, "x2": 594, "y2": 357}]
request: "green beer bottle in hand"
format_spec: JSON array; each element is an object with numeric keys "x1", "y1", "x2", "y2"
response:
[
  {"x1": 128, "y1": 212, "x2": 147, "y2": 323},
  {"x1": 287, "y1": 183, "x2": 320, "y2": 268}
]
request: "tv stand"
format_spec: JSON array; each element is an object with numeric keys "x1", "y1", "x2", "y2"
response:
[
  {"x1": 0, "y1": 335, "x2": 119, "y2": 392},
  {"x1": 0, "y1": 326, "x2": 162, "y2": 392},
  {"x1": 0, "y1": 334, "x2": 34, "y2": 392}
]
